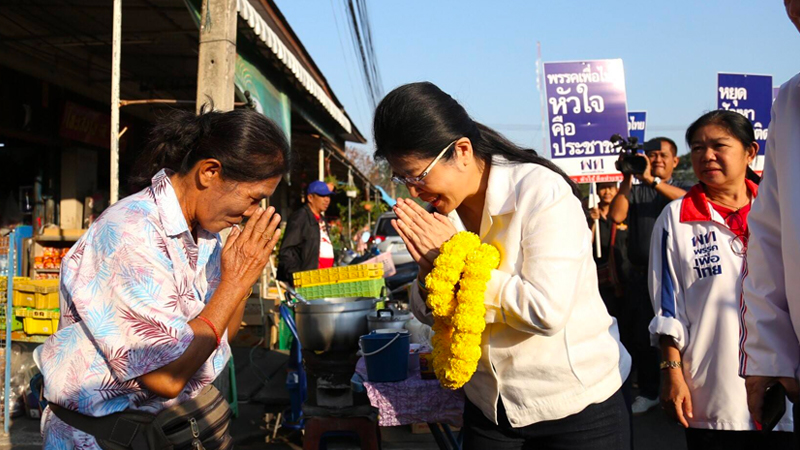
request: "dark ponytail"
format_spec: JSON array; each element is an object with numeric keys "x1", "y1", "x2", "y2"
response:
[
  {"x1": 129, "y1": 107, "x2": 292, "y2": 192},
  {"x1": 373, "y1": 82, "x2": 580, "y2": 199}
]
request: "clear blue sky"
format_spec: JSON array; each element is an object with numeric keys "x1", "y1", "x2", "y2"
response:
[{"x1": 274, "y1": 1, "x2": 800, "y2": 157}]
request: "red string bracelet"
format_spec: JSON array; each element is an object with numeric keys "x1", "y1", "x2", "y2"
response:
[{"x1": 196, "y1": 315, "x2": 221, "y2": 346}]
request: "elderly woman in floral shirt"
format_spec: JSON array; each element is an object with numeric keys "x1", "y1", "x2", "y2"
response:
[{"x1": 37, "y1": 108, "x2": 292, "y2": 449}]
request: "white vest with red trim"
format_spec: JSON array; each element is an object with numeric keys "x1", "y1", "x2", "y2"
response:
[{"x1": 647, "y1": 183, "x2": 793, "y2": 431}]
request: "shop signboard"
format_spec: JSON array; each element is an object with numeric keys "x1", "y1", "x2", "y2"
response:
[
  {"x1": 59, "y1": 102, "x2": 129, "y2": 151},
  {"x1": 544, "y1": 59, "x2": 629, "y2": 183},
  {"x1": 59, "y1": 102, "x2": 111, "y2": 149}
]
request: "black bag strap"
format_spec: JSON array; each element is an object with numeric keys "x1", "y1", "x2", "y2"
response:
[{"x1": 49, "y1": 404, "x2": 158, "y2": 450}]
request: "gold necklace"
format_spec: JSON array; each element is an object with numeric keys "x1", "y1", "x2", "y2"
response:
[{"x1": 710, "y1": 198, "x2": 749, "y2": 212}]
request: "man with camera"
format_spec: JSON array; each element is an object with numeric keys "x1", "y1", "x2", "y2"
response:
[{"x1": 609, "y1": 137, "x2": 690, "y2": 415}]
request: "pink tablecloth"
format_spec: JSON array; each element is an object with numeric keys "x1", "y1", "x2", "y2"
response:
[{"x1": 355, "y1": 357, "x2": 465, "y2": 427}]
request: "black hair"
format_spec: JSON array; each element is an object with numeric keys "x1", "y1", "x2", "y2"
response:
[
  {"x1": 646, "y1": 137, "x2": 679, "y2": 156},
  {"x1": 685, "y1": 110, "x2": 761, "y2": 184},
  {"x1": 129, "y1": 107, "x2": 292, "y2": 192},
  {"x1": 372, "y1": 82, "x2": 580, "y2": 199}
]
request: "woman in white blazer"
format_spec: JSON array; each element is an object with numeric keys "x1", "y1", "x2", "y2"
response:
[
  {"x1": 374, "y1": 82, "x2": 631, "y2": 450},
  {"x1": 648, "y1": 110, "x2": 793, "y2": 450}
]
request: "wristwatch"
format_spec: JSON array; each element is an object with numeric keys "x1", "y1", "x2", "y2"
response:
[
  {"x1": 660, "y1": 360, "x2": 682, "y2": 370},
  {"x1": 651, "y1": 176, "x2": 662, "y2": 188}
]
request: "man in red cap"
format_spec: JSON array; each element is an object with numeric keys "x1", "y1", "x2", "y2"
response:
[{"x1": 277, "y1": 180, "x2": 334, "y2": 285}]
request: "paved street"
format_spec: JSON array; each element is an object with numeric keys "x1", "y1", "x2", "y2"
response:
[
  {"x1": 229, "y1": 348, "x2": 690, "y2": 450},
  {"x1": 1, "y1": 347, "x2": 690, "y2": 449},
  {"x1": 1, "y1": 403, "x2": 689, "y2": 450}
]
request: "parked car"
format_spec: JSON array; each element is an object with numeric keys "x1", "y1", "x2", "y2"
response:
[{"x1": 371, "y1": 211, "x2": 414, "y2": 266}]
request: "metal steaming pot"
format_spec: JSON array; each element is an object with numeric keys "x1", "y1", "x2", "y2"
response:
[
  {"x1": 367, "y1": 308, "x2": 413, "y2": 332},
  {"x1": 292, "y1": 296, "x2": 377, "y2": 352}
]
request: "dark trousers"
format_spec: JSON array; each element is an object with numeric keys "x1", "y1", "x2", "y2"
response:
[
  {"x1": 618, "y1": 268, "x2": 660, "y2": 399},
  {"x1": 795, "y1": 402, "x2": 800, "y2": 449},
  {"x1": 599, "y1": 286, "x2": 622, "y2": 320},
  {"x1": 685, "y1": 428, "x2": 794, "y2": 450},
  {"x1": 462, "y1": 390, "x2": 631, "y2": 450}
]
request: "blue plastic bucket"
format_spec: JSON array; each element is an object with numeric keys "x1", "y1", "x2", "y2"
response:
[{"x1": 360, "y1": 329, "x2": 410, "y2": 382}]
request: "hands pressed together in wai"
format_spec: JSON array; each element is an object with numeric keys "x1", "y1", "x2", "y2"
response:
[{"x1": 390, "y1": 198, "x2": 457, "y2": 280}]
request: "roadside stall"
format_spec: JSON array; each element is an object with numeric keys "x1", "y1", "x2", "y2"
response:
[{"x1": 274, "y1": 262, "x2": 464, "y2": 450}]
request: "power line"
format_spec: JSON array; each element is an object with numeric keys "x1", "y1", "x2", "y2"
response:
[
  {"x1": 343, "y1": 0, "x2": 383, "y2": 110},
  {"x1": 329, "y1": 0, "x2": 370, "y2": 128}
]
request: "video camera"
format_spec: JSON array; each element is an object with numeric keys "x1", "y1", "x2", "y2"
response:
[{"x1": 610, "y1": 134, "x2": 661, "y2": 176}]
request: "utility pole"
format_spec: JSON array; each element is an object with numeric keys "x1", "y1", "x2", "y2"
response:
[
  {"x1": 110, "y1": 0, "x2": 121, "y2": 204},
  {"x1": 195, "y1": 0, "x2": 239, "y2": 371},
  {"x1": 196, "y1": 0, "x2": 238, "y2": 112}
]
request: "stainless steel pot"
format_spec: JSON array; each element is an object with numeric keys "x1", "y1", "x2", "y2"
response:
[
  {"x1": 293, "y1": 297, "x2": 376, "y2": 351},
  {"x1": 367, "y1": 308, "x2": 413, "y2": 332}
]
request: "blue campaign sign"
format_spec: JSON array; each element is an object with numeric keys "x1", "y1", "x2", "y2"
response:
[
  {"x1": 628, "y1": 111, "x2": 646, "y2": 144},
  {"x1": 717, "y1": 73, "x2": 772, "y2": 167},
  {"x1": 544, "y1": 59, "x2": 629, "y2": 183}
]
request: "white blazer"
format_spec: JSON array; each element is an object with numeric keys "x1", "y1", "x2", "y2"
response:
[
  {"x1": 410, "y1": 157, "x2": 631, "y2": 427},
  {"x1": 740, "y1": 72, "x2": 800, "y2": 380}
]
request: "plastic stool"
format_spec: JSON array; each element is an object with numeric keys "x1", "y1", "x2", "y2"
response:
[{"x1": 302, "y1": 416, "x2": 381, "y2": 450}]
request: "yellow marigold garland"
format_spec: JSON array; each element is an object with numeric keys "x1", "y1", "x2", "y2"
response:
[
  {"x1": 424, "y1": 231, "x2": 500, "y2": 389},
  {"x1": 424, "y1": 232, "x2": 481, "y2": 325}
]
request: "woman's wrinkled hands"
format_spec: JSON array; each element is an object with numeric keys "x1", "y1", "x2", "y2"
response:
[
  {"x1": 390, "y1": 198, "x2": 457, "y2": 279},
  {"x1": 220, "y1": 207, "x2": 281, "y2": 294},
  {"x1": 661, "y1": 370, "x2": 693, "y2": 428}
]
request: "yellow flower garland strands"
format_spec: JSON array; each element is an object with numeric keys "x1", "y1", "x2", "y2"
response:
[
  {"x1": 443, "y1": 243, "x2": 500, "y2": 389},
  {"x1": 431, "y1": 320, "x2": 453, "y2": 383},
  {"x1": 424, "y1": 232, "x2": 481, "y2": 325},
  {"x1": 425, "y1": 231, "x2": 500, "y2": 390}
]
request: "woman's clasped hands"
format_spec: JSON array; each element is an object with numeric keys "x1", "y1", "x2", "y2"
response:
[
  {"x1": 220, "y1": 206, "x2": 281, "y2": 291},
  {"x1": 390, "y1": 198, "x2": 457, "y2": 279}
]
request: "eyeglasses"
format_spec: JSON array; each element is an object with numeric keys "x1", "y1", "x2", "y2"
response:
[{"x1": 391, "y1": 140, "x2": 458, "y2": 187}]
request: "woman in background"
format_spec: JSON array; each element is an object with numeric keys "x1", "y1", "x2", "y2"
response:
[
  {"x1": 587, "y1": 181, "x2": 628, "y2": 318},
  {"x1": 648, "y1": 110, "x2": 792, "y2": 449}
]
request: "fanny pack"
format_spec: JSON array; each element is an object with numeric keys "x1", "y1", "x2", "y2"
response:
[{"x1": 49, "y1": 385, "x2": 232, "y2": 450}]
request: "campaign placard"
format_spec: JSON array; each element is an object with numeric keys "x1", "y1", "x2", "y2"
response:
[
  {"x1": 628, "y1": 111, "x2": 646, "y2": 144},
  {"x1": 717, "y1": 73, "x2": 772, "y2": 172},
  {"x1": 544, "y1": 59, "x2": 629, "y2": 183}
]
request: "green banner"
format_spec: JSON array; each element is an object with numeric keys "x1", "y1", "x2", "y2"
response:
[{"x1": 235, "y1": 52, "x2": 292, "y2": 144}]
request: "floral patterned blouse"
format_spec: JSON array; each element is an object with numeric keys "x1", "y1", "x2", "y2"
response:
[{"x1": 38, "y1": 169, "x2": 230, "y2": 449}]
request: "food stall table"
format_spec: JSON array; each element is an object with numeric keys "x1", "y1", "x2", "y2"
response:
[{"x1": 355, "y1": 357, "x2": 464, "y2": 450}]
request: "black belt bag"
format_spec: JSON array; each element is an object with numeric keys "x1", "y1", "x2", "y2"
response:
[{"x1": 49, "y1": 385, "x2": 233, "y2": 450}]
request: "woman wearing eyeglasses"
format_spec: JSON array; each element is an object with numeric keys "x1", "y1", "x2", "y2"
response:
[
  {"x1": 377, "y1": 82, "x2": 632, "y2": 450},
  {"x1": 648, "y1": 110, "x2": 793, "y2": 449}
]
